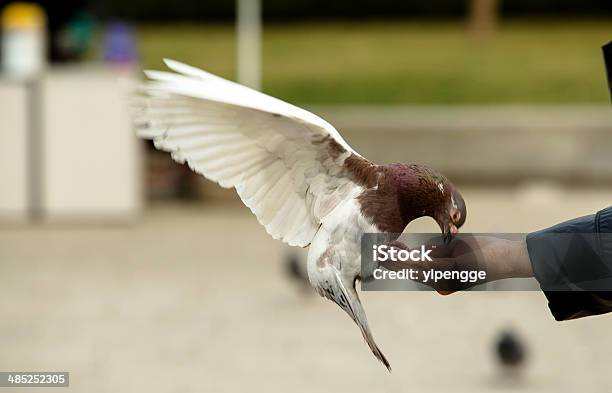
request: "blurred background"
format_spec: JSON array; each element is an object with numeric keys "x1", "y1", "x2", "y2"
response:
[{"x1": 0, "y1": 1, "x2": 611, "y2": 392}]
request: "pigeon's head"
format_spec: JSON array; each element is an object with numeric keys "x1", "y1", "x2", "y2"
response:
[
  {"x1": 399, "y1": 164, "x2": 467, "y2": 243},
  {"x1": 436, "y1": 185, "x2": 466, "y2": 243}
]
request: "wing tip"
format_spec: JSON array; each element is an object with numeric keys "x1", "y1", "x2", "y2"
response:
[
  {"x1": 163, "y1": 58, "x2": 179, "y2": 69},
  {"x1": 143, "y1": 69, "x2": 163, "y2": 80}
]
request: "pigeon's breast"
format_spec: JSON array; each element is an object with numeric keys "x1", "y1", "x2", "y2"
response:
[
  {"x1": 357, "y1": 186, "x2": 406, "y2": 234},
  {"x1": 311, "y1": 189, "x2": 380, "y2": 276}
]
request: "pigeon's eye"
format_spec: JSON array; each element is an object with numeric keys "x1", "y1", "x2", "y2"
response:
[{"x1": 452, "y1": 211, "x2": 461, "y2": 223}]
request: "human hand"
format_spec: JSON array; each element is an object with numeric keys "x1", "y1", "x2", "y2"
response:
[{"x1": 379, "y1": 235, "x2": 533, "y2": 294}]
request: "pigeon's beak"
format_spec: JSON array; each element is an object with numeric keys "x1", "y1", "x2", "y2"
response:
[{"x1": 443, "y1": 224, "x2": 458, "y2": 245}]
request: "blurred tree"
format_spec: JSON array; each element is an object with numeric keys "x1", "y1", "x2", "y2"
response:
[{"x1": 468, "y1": 0, "x2": 499, "y2": 37}]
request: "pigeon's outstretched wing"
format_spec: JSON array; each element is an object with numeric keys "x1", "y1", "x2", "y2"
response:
[{"x1": 135, "y1": 59, "x2": 377, "y2": 247}]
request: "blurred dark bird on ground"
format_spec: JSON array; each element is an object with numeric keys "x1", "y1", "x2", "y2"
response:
[
  {"x1": 284, "y1": 253, "x2": 310, "y2": 293},
  {"x1": 495, "y1": 329, "x2": 527, "y2": 377}
]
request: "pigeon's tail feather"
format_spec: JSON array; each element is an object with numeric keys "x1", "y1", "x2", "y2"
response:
[
  {"x1": 341, "y1": 279, "x2": 391, "y2": 372},
  {"x1": 360, "y1": 325, "x2": 392, "y2": 372},
  {"x1": 314, "y1": 264, "x2": 392, "y2": 371}
]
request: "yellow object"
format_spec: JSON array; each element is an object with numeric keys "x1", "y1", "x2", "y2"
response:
[{"x1": 1, "y1": 2, "x2": 46, "y2": 30}]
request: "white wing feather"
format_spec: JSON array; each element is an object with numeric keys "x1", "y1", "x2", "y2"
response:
[{"x1": 135, "y1": 59, "x2": 371, "y2": 247}]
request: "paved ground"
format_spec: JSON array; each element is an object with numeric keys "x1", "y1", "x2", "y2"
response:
[{"x1": 1, "y1": 185, "x2": 612, "y2": 393}]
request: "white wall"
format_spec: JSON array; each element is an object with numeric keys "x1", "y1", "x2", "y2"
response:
[
  {"x1": 41, "y1": 67, "x2": 142, "y2": 221},
  {"x1": 0, "y1": 82, "x2": 28, "y2": 221}
]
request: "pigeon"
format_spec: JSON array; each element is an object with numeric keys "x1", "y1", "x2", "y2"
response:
[
  {"x1": 134, "y1": 59, "x2": 467, "y2": 371},
  {"x1": 495, "y1": 329, "x2": 527, "y2": 373},
  {"x1": 284, "y1": 253, "x2": 310, "y2": 293}
]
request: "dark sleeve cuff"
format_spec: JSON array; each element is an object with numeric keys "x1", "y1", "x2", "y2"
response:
[{"x1": 526, "y1": 206, "x2": 612, "y2": 321}]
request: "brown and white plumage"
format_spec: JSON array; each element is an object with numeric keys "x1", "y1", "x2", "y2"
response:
[{"x1": 134, "y1": 59, "x2": 466, "y2": 371}]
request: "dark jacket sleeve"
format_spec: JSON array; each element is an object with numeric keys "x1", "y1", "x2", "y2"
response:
[{"x1": 526, "y1": 206, "x2": 612, "y2": 321}]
